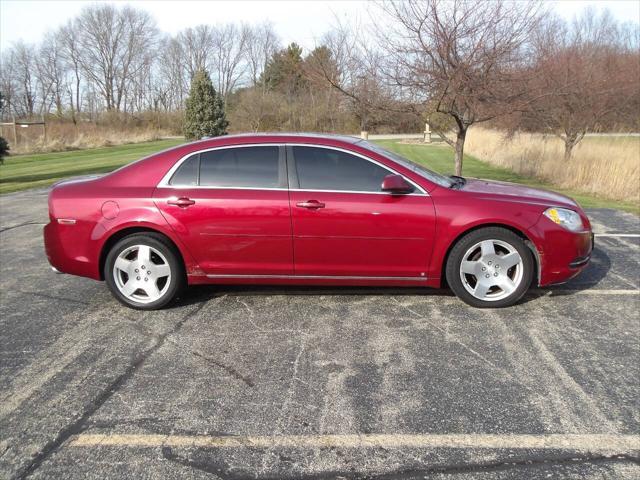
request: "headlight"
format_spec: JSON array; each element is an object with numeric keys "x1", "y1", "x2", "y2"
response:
[{"x1": 543, "y1": 207, "x2": 583, "y2": 232}]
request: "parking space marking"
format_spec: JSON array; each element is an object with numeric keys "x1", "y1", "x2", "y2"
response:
[
  {"x1": 594, "y1": 234, "x2": 640, "y2": 238},
  {"x1": 532, "y1": 289, "x2": 639, "y2": 295},
  {"x1": 68, "y1": 433, "x2": 640, "y2": 451},
  {"x1": 566, "y1": 289, "x2": 639, "y2": 295}
]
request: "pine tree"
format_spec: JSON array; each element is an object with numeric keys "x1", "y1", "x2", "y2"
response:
[
  {"x1": 260, "y1": 43, "x2": 306, "y2": 95},
  {"x1": 184, "y1": 69, "x2": 228, "y2": 140},
  {"x1": 0, "y1": 136, "x2": 8, "y2": 165},
  {"x1": 0, "y1": 92, "x2": 8, "y2": 165}
]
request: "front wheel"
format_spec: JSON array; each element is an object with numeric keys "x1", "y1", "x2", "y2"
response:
[
  {"x1": 105, "y1": 233, "x2": 185, "y2": 310},
  {"x1": 445, "y1": 227, "x2": 534, "y2": 308}
]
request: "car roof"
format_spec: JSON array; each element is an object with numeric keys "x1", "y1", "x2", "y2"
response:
[{"x1": 189, "y1": 132, "x2": 363, "y2": 147}]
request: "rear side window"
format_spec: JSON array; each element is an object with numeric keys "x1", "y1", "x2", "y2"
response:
[
  {"x1": 293, "y1": 146, "x2": 390, "y2": 192},
  {"x1": 169, "y1": 154, "x2": 199, "y2": 186},
  {"x1": 200, "y1": 146, "x2": 280, "y2": 188}
]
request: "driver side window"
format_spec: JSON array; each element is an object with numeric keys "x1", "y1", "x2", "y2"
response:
[{"x1": 292, "y1": 146, "x2": 391, "y2": 192}]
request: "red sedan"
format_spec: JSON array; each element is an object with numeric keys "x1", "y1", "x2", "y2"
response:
[{"x1": 44, "y1": 134, "x2": 593, "y2": 309}]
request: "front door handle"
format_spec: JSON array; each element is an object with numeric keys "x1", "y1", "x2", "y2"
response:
[
  {"x1": 296, "y1": 200, "x2": 325, "y2": 209},
  {"x1": 167, "y1": 197, "x2": 196, "y2": 208}
]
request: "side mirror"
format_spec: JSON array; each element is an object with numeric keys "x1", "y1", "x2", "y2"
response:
[{"x1": 381, "y1": 174, "x2": 414, "y2": 194}]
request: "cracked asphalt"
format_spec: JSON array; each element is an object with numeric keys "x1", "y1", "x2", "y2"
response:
[{"x1": 0, "y1": 188, "x2": 639, "y2": 480}]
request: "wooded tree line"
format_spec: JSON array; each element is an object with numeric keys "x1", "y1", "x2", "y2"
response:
[{"x1": 1, "y1": 1, "x2": 638, "y2": 172}]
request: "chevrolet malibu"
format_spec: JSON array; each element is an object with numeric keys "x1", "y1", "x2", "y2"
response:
[{"x1": 44, "y1": 133, "x2": 593, "y2": 310}]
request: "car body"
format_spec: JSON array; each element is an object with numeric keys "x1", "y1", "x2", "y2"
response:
[{"x1": 44, "y1": 133, "x2": 593, "y2": 309}]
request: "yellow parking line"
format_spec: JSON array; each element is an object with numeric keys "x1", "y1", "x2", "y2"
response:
[{"x1": 68, "y1": 433, "x2": 640, "y2": 451}]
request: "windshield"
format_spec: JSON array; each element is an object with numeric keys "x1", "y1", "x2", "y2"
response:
[{"x1": 360, "y1": 140, "x2": 454, "y2": 188}]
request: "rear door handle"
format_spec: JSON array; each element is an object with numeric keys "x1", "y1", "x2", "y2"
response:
[
  {"x1": 296, "y1": 200, "x2": 325, "y2": 209},
  {"x1": 167, "y1": 197, "x2": 196, "y2": 208}
]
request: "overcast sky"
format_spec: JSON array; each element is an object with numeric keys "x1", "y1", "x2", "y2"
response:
[{"x1": 1, "y1": 0, "x2": 639, "y2": 52}]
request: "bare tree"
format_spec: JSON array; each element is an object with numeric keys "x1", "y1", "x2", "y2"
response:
[
  {"x1": 0, "y1": 50, "x2": 18, "y2": 120},
  {"x1": 209, "y1": 23, "x2": 249, "y2": 100},
  {"x1": 155, "y1": 35, "x2": 189, "y2": 111},
  {"x1": 176, "y1": 25, "x2": 214, "y2": 79},
  {"x1": 5, "y1": 42, "x2": 40, "y2": 117},
  {"x1": 59, "y1": 21, "x2": 84, "y2": 116},
  {"x1": 309, "y1": 20, "x2": 393, "y2": 132},
  {"x1": 37, "y1": 31, "x2": 68, "y2": 116},
  {"x1": 376, "y1": 0, "x2": 544, "y2": 175},
  {"x1": 245, "y1": 22, "x2": 280, "y2": 87},
  {"x1": 73, "y1": 4, "x2": 158, "y2": 111},
  {"x1": 521, "y1": 9, "x2": 640, "y2": 160},
  {"x1": 1, "y1": 0, "x2": 636, "y2": 144}
]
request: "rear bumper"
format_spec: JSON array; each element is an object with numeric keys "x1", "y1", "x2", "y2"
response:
[
  {"x1": 44, "y1": 222, "x2": 63, "y2": 271},
  {"x1": 43, "y1": 221, "x2": 101, "y2": 279}
]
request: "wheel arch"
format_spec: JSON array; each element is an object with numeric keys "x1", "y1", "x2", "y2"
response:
[
  {"x1": 99, "y1": 226, "x2": 186, "y2": 280},
  {"x1": 439, "y1": 223, "x2": 541, "y2": 288}
]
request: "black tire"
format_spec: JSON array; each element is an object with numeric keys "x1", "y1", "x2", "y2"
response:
[
  {"x1": 104, "y1": 233, "x2": 185, "y2": 310},
  {"x1": 445, "y1": 227, "x2": 534, "y2": 308}
]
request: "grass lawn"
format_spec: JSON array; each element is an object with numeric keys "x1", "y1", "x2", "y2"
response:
[
  {"x1": 0, "y1": 139, "x2": 184, "y2": 194},
  {"x1": 376, "y1": 140, "x2": 639, "y2": 214},
  {"x1": 0, "y1": 137, "x2": 636, "y2": 214}
]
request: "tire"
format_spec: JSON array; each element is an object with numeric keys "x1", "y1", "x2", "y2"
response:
[
  {"x1": 445, "y1": 227, "x2": 534, "y2": 308},
  {"x1": 105, "y1": 233, "x2": 185, "y2": 310}
]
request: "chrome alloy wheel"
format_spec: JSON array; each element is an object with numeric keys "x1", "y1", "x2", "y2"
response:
[
  {"x1": 112, "y1": 245, "x2": 172, "y2": 304},
  {"x1": 459, "y1": 239, "x2": 524, "y2": 302}
]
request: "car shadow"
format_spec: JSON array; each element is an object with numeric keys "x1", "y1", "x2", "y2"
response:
[
  {"x1": 173, "y1": 284, "x2": 455, "y2": 308},
  {"x1": 172, "y1": 245, "x2": 612, "y2": 309}
]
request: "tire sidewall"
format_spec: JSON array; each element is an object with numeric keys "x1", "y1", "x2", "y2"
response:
[
  {"x1": 105, "y1": 234, "x2": 184, "y2": 310},
  {"x1": 446, "y1": 228, "x2": 534, "y2": 308}
]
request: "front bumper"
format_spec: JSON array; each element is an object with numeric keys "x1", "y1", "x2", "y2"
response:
[{"x1": 528, "y1": 220, "x2": 593, "y2": 287}]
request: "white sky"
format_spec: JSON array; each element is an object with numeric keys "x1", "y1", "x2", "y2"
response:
[{"x1": 1, "y1": 0, "x2": 639, "y2": 52}]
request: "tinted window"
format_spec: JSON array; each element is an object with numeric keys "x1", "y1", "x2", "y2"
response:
[
  {"x1": 200, "y1": 146, "x2": 280, "y2": 188},
  {"x1": 169, "y1": 154, "x2": 199, "y2": 186},
  {"x1": 293, "y1": 146, "x2": 390, "y2": 192}
]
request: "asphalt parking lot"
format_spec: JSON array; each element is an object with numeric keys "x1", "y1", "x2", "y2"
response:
[{"x1": 0, "y1": 188, "x2": 638, "y2": 479}]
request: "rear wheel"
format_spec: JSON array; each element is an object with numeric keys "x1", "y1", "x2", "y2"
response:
[
  {"x1": 105, "y1": 233, "x2": 185, "y2": 310},
  {"x1": 446, "y1": 227, "x2": 534, "y2": 308}
]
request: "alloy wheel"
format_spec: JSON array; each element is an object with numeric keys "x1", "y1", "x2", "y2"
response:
[
  {"x1": 112, "y1": 244, "x2": 172, "y2": 304},
  {"x1": 459, "y1": 239, "x2": 524, "y2": 301}
]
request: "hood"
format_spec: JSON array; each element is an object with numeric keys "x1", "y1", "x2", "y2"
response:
[{"x1": 460, "y1": 178, "x2": 579, "y2": 209}]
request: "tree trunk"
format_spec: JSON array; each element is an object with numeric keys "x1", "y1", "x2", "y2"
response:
[
  {"x1": 563, "y1": 131, "x2": 585, "y2": 162},
  {"x1": 454, "y1": 127, "x2": 467, "y2": 176},
  {"x1": 75, "y1": 74, "x2": 81, "y2": 113},
  {"x1": 563, "y1": 140, "x2": 574, "y2": 162}
]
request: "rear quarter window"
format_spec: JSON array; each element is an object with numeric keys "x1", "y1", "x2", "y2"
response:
[
  {"x1": 169, "y1": 154, "x2": 199, "y2": 186},
  {"x1": 199, "y1": 146, "x2": 280, "y2": 188}
]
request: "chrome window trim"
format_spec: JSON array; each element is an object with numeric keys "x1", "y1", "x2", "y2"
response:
[{"x1": 157, "y1": 142, "x2": 428, "y2": 196}]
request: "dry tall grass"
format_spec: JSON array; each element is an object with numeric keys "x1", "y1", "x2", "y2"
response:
[
  {"x1": 0, "y1": 112, "x2": 183, "y2": 155},
  {"x1": 5, "y1": 124, "x2": 172, "y2": 155},
  {"x1": 465, "y1": 128, "x2": 640, "y2": 203}
]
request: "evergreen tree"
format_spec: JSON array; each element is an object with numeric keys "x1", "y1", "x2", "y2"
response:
[
  {"x1": 260, "y1": 43, "x2": 306, "y2": 95},
  {"x1": 0, "y1": 137, "x2": 8, "y2": 165},
  {"x1": 184, "y1": 69, "x2": 228, "y2": 140},
  {"x1": 0, "y1": 92, "x2": 8, "y2": 165}
]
